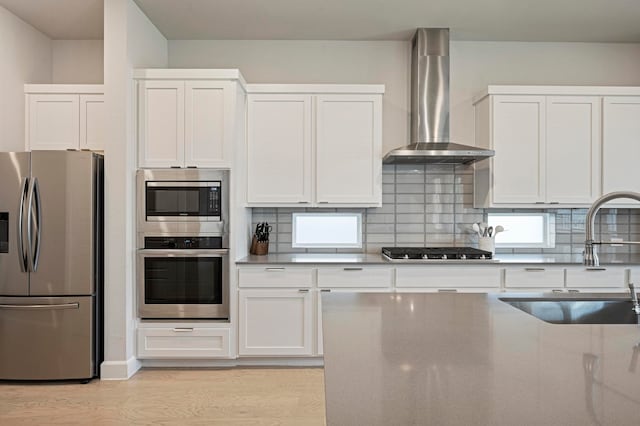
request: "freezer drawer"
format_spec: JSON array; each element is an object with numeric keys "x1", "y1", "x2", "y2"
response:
[{"x1": 0, "y1": 296, "x2": 95, "y2": 380}]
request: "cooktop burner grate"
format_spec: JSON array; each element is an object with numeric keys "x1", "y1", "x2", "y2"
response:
[{"x1": 381, "y1": 247, "x2": 493, "y2": 260}]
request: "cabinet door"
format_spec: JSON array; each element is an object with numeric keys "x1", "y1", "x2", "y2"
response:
[
  {"x1": 491, "y1": 96, "x2": 546, "y2": 204},
  {"x1": 184, "y1": 81, "x2": 231, "y2": 168},
  {"x1": 238, "y1": 289, "x2": 313, "y2": 356},
  {"x1": 27, "y1": 94, "x2": 79, "y2": 150},
  {"x1": 315, "y1": 94, "x2": 382, "y2": 205},
  {"x1": 546, "y1": 96, "x2": 600, "y2": 204},
  {"x1": 602, "y1": 97, "x2": 640, "y2": 201},
  {"x1": 138, "y1": 80, "x2": 185, "y2": 168},
  {"x1": 79, "y1": 94, "x2": 104, "y2": 151},
  {"x1": 247, "y1": 94, "x2": 312, "y2": 204}
]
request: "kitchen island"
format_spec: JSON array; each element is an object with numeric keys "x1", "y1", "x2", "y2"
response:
[{"x1": 322, "y1": 292, "x2": 640, "y2": 425}]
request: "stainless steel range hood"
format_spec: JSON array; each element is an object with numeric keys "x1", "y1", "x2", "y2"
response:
[{"x1": 383, "y1": 28, "x2": 494, "y2": 165}]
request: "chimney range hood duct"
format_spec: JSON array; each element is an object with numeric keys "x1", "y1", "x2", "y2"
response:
[{"x1": 383, "y1": 28, "x2": 494, "y2": 165}]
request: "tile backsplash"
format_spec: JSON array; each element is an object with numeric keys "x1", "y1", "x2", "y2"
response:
[{"x1": 252, "y1": 164, "x2": 640, "y2": 255}]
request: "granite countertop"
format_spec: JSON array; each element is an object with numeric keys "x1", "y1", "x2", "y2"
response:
[
  {"x1": 322, "y1": 292, "x2": 640, "y2": 426},
  {"x1": 236, "y1": 253, "x2": 640, "y2": 265}
]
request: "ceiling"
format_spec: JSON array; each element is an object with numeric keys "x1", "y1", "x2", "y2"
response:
[
  {"x1": 2, "y1": 0, "x2": 640, "y2": 42},
  {"x1": 0, "y1": 0, "x2": 103, "y2": 39}
]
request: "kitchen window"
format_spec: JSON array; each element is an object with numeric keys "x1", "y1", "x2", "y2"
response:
[
  {"x1": 487, "y1": 213, "x2": 556, "y2": 249},
  {"x1": 292, "y1": 213, "x2": 362, "y2": 248}
]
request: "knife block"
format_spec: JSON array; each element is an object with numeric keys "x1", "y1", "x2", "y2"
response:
[{"x1": 250, "y1": 236, "x2": 269, "y2": 256}]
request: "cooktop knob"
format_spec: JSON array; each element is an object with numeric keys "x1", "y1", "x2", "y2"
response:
[
  {"x1": 403, "y1": 254, "x2": 409, "y2": 259},
  {"x1": 422, "y1": 254, "x2": 429, "y2": 259},
  {"x1": 480, "y1": 255, "x2": 486, "y2": 260},
  {"x1": 442, "y1": 254, "x2": 447, "y2": 260},
  {"x1": 461, "y1": 254, "x2": 467, "y2": 260}
]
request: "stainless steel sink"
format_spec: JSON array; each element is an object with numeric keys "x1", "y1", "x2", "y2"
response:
[{"x1": 499, "y1": 295, "x2": 640, "y2": 325}]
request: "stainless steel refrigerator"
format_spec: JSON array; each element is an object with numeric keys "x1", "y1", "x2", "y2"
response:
[{"x1": 0, "y1": 151, "x2": 103, "y2": 381}]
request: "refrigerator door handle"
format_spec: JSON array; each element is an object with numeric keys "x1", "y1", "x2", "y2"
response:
[
  {"x1": 0, "y1": 303, "x2": 79, "y2": 310},
  {"x1": 17, "y1": 177, "x2": 29, "y2": 272},
  {"x1": 32, "y1": 178, "x2": 42, "y2": 272},
  {"x1": 27, "y1": 177, "x2": 42, "y2": 273}
]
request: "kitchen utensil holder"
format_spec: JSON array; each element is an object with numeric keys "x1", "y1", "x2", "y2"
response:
[
  {"x1": 478, "y1": 236, "x2": 495, "y2": 254},
  {"x1": 250, "y1": 236, "x2": 269, "y2": 256}
]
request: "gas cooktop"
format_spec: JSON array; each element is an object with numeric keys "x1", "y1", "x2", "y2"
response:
[{"x1": 382, "y1": 247, "x2": 494, "y2": 261}]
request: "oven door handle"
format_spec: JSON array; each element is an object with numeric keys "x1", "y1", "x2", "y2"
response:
[{"x1": 138, "y1": 249, "x2": 229, "y2": 256}]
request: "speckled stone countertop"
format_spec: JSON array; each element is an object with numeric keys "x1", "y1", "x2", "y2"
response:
[
  {"x1": 236, "y1": 253, "x2": 640, "y2": 265},
  {"x1": 322, "y1": 292, "x2": 640, "y2": 426}
]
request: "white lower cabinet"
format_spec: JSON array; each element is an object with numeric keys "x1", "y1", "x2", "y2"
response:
[
  {"x1": 137, "y1": 326, "x2": 231, "y2": 359},
  {"x1": 396, "y1": 266, "x2": 501, "y2": 292},
  {"x1": 504, "y1": 266, "x2": 565, "y2": 291},
  {"x1": 565, "y1": 266, "x2": 627, "y2": 291},
  {"x1": 238, "y1": 289, "x2": 313, "y2": 356}
]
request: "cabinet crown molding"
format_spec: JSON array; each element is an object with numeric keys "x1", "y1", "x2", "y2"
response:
[
  {"x1": 24, "y1": 84, "x2": 104, "y2": 94},
  {"x1": 133, "y1": 69, "x2": 247, "y2": 89},
  {"x1": 246, "y1": 84, "x2": 385, "y2": 94},
  {"x1": 473, "y1": 85, "x2": 640, "y2": 104}
]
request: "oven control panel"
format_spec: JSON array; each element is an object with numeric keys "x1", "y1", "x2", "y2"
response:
[{"x1": 144, "y1": 236, "x2": 223, "y2": 249}]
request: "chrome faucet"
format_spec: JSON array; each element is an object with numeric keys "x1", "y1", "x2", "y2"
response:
[
  {"x1": 630, "y1": 283, "x2": 640, "y2": 316},
  {"x1": 584, "y1": 191, "x2": 640, "y2": 266}
]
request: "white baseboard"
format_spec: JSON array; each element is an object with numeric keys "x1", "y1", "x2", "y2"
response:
[
  {"x1": 100, "y1": 357, "x2": 142, "y2": 380},
  {"x1": 141, "y1": 357, "x2": 324, "y2": 368}
]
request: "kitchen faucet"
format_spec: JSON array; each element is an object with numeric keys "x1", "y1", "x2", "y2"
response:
[
  {"x1": 630, "y1": 283, "x2": 640, "y2": 316},
  {"x1": 583, "y1": 191, "x2": 640, "y2": 267}
]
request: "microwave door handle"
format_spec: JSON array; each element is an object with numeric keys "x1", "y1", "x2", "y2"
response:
[{"x1": 17, "y1": 177, "x2": 29, "y2": 272}]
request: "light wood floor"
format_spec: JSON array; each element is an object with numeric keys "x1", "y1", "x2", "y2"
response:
[{"x1": 0, "y1": 368, "x2": 326, "y2": 425}]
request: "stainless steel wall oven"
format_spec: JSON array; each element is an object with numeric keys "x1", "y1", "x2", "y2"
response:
[{"x1": 137, "y1": 235, "x2": 229, "y2": 319}]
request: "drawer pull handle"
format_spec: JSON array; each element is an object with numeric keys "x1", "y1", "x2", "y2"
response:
[
  {"x1": 586, "y1": 267, "x2": 607, "y2": 271},
  {"x1": 549, "y1": 202, "x2": 560, "y2": 205},
  {"x1": 552, "y1": 289, "x2": 564, "y2": 293},
  {"x1": 343, "y1": 267, "x2": 363, "y2": 271},
  {"x1": 568, "y1": 289, "x2": 580, "y2": 293},
  {"x1": 524, "y1": 268, "x2": 546, "y2": 272},
  {"x1": 438, "y1": 289, "x2": 458, "y2": 293},
  {"x1": 298, "y1": 289, "x2": 310, "y2": 293},
  {"x1": 320, "y1": 289, "x2": 331, "y2": 292},
  {"x1": 172, "y1": 328, "x2": 194, "y2": 332},
  {"x1": 265, "y1": 268, "x2": 285, "y2": 272}
]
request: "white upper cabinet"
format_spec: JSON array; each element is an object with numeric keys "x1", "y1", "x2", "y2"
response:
[
  {"x1": 315, "y1": 94, "x2": 382, "y2": 205},
  {"x1": 546, "y1": 96, "x2": 601, "y2": 204},
  {"x1": 491, "y1": 95, "x2": 546, "y2": 204},
  {"x1": 247, "y1": 94, "x2": 312, "y2": 204},
  {"x1": 138, "y1": 80, "x2": 185, "y2": 168},
  {"x1": 474, "y1": 86, "x2": 640, "y2": 208},
  {"x1": 135, "y1": 69, "x2": 246, "y2": 168},
  {"x1": 246, "y1": 85, "x2": 384, "y2": 207},
  {"x1": 602, "y1": 96, "x2": 640, "y2": 203},
  {"x1": 25, "y1": 85, "x2": 104, "y2": 151}
]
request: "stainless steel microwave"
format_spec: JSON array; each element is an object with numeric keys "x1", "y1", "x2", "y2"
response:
[{"x1": 137, "y1": 169, "x2": 229, "y2": 234}]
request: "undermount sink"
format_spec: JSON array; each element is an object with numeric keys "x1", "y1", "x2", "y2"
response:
[{"x1": 499, "y1": 296, "x2": 640, "y2": 325}]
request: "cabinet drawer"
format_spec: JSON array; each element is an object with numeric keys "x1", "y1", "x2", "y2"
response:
[
  {"x1": 504, "y1": 267, "x2": 564, "y2": 288},
  {"x1": 396, "y1": 267, "x2": 501, "y2": 288},
  {"x1": 238, "y1": 267, "x2": 313, "y2": 288},
  {"x1": 565, "y1": 267, "x2": 626, "y2": 288},
  {"x1": 317, "y1": 267, "x2": 392, "y2": 288},
  {"x1": 137, "y1": 327, "x2": 231, "y2": 359}
]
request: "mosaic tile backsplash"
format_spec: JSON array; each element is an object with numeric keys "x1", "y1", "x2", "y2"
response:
[{"x1": 252, "y1": 164, "x2": 640, "y2": 255}]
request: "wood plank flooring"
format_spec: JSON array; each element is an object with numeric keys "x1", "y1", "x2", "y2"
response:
[{"x1": 0, "y1": 368, "x2": 326, "y2": 425}]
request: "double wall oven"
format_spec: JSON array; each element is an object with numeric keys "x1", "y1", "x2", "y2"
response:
[{"x1": 137, "y1": 169, "x2": 229, "y2": 320}]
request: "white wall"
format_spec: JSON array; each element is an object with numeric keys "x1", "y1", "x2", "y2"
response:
[
  {"x1": 52, "y1": 40, "x2": 104, "y2": 84},
  {"x1": 102, "y1": 0, "x2": 167, "y2": 380},
  {"x1": 169, "y1": 40, "x2": 411, "y2": 154},
  {"x1": 0, "y1": 5, "x2": 51, "y2": 151},
  {"x1": 169, "y1": 40, "x2": 640, "y2": 153}
]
